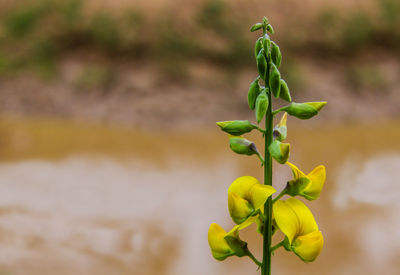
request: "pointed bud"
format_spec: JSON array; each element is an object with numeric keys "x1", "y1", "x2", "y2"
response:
[
  {"x1": 256, "y1": 49, "x2": 267, "y2": 80},
  {"x1": 263, "y1": 34, "x2": 271, "y2": 55},
  {"x1": 255, "y1": 37, "x2": 263, "y2": 58},
  {"x1": 271, "y1": 41, "x2": 282, "y2": 67},
  {"x1": 248, "y1": 77, "x2": 261, "y2": 110},
  {"x1": 255, "y1": 89, "x2": 269, "y2": 124},
  {"x1": 229, "y1": 136, "x2": 260, "y2": 156},
  {"x1": 273, "y1": 112, "x2": 287, "y2": 141},
  {"x1": 269, "y1": 63, "x2": 281, "y2": 98},
  {"x1": 279, "y1": 79, "x2": 292, "y2": 102},
  {"x1": 250, "y1": 23, "x2": 263, "y2": 32},
  {"x1": 266, "y1": 24, "x2": 274, "y2": 34},
  {"x1": 216, "y1": 120, "x2": 257, "y2": 136},
  {"x1": 269, "y1": 140, "x2": 290, "y2": 164},
  {"x1": 282, "y1": 102, "x2": 327, "y2": 120}
]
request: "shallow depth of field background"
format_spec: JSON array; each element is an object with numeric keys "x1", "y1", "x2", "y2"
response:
[{"x1": 0, "y1": 0, "x2": 399, "y2": 274}]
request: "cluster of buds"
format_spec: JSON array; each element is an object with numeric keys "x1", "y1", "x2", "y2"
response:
[{"x1": 208, "y1": 17, "x2": 327, "y2": 270}]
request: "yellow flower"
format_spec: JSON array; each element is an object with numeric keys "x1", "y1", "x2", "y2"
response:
[
  {"x1": 228, "y1": 176, "x2": 276, "y2": 224},
  {"x1": 273, "y1": 198, "x2": 324, "y2": 262},
  {"x1": 286, "y1": 162, "x2": 326, "y2": 200},
  {"x1": 208, "y1": 223, "x2": 235, "y2": 260}
]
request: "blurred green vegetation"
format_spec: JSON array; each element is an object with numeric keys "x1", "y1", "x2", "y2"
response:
[{"x1": 0, "y1": 0, "x2": 399, "y2": 80}]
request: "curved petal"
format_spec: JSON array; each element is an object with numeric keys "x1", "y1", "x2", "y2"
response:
[
  {"x1": 228, "y1": 176, "x2": 260, "y2": 198},
  {"x1": 228, "y1": 192, "x2": 254, "y2": 224},
  {"x1": 248, "y1": 183, "x2": 276, "y2": 210},
  {"x1": 286, "y1": 198, "x2": 318, "y2": 235},
  {"x1": 292, "y1": 231, "x2": 324, "y2": 262},
  {"x1": 303, "y1": 165, "x2": 326, "y2": 200},
  {"x1": 226, "y1": 215, "x2": 258, "y2": 237},
  {"x1": 273, "y1": 200, "x2": 299, "y2": 244},
  {"x1": 208, "y1": 223, "x2": 234, "y2": 260},
  {"x1": 286, "y1": 162, "x2": 307, "y2": 180}
]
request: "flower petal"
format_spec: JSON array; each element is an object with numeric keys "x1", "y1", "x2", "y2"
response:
[
  {"x1": 208, "y1": 223, "x2": 234, "y2": 260},
  {"x1": 228, "y1": 191, "x2": 254, "y2": 224},
  {"x1": 303, "y1": 165, "x2": 326, "y2": 200},
  {"x1": 226, "y1": 215, "x2": 258, "y2": 237},
  {"x1": 285, "y1": 198, "x2": 318, "y2": 235},
  {"x1": 286, "y1": 162, "x2": 307, "y2": 180},
  {"x1": 248, "y1": 183, "x2": 276, "y2": 211},
  {"x1": 273, "y1": 200, "x2": 299, "y2": 244},
  {"x1": 292, "y1": 231, "x2": 324, "y2": 262}
]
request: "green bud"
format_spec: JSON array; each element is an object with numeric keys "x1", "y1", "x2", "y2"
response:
[
  {"x1": 229, "y1": 136, "x2": 260, "y2": 156},
  {"x1": 255, "y1": 89, "x2": 269, "y2": 124},
  {"x1": 266, "y1": 24, "x2": 274, "y2": 34},
  {"x1": 282, "y1": 102, "x2": 327, "y2": 120},
  {"x1": 216, "y1": 120, "x2": 257, "y2": 136},
  {"x1": 224, "y1": 236, "x2": 248, "y2": 257},
  {"x1": 256, "y1": 49, "x2": 267, "y2": 80},
  {"x1": 250, "y1": 23, "x2": 263, "y2": 32},
  {"x1": 271, "y1": 41, "x2": 282, "y2": 67},
  {"x1": 273, "y1": 112, "x2": 287, "y2": 141},
  {"x1": 268, "y1": 140, "x2": 290, "y2": 164},
  {"x1": 255, "y1": 37, "x2": 263, "y2": 58},
  {"x1": 279, "y1": 79, "x2": 292, "y2": 102},
  {"x1": 262, "y1": 16, "x2": 269, "y2": 26},
  {"x1": 248, "y1": 77, "x2": 261, "y2": 110},
  {"x1": 269, "y1": 63, "x2": 281, "y2": 98},
  {"x1": 263, "y1": 34, "x2": 271, "y2": 55}
]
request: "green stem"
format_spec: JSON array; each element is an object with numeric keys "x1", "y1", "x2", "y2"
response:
[
  {"x1": 270, "y1": 240, "x2": 284, "y2": 253},
  {"x1": 256, "y1": 153, "x2": 265, "y2": 166},
  {"x1": 247, "y1": 249, "x2": 262, "y2": 267},
  {"x1": 261, "y1": 89, "x2": 273, "y2": 275},
  {"x1": 272, "y1": 189, "x2": 287, "y2": 204},
  {"x1": 256, "y1": 126, "x2": 266, "y2": 135},
  {"x1": 272, "y1": 107, "x2": 285, "y2": 116}
]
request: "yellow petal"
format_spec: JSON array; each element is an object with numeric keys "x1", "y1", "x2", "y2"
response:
[
  {"x1": 292, "y1": 231, "x2": 324, "y2": 262},
  {"x1": 286, "y1": 198, "x2": 318, "y2": 235},
  {"x1": 208, "y1": 223, "x2": 234, "y2": 260},
  {"x1": 228, "y1": 176, "x2": 275, "y2": 215},
  {"x1": 273, "y1": 200, "x2": 299, "y2": 244},
  {"x1": 286, "y1": 162, "x2": 307, "y2": 180},
  {"x1": 303, "y1": 165, "x2": 326, "y2": 200},
  {"x1": 226, "y1": 215, "x2": 258, "y2": 237},
  {"x1": 228, "y1": 192, "x2": 254, "y2": 224}
]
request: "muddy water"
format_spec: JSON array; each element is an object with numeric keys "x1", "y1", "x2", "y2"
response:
[{"x1": 0, "y1": 117, "x2": 399, "y2": 275}]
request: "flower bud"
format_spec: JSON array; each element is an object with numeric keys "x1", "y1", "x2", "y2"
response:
[
  {"x1": 208, "y1": 223, "x2": 235, "y2": 260},
  {"x1": 269, "y1": 63, "x2": 281, "y2": 98},
  {"x1": 255, "y1": 89, "x2": 269, "y2": 124},
  {"x1": 273, "y1": 112, "x2": 287, "y2": 141},
  {"x1": 256, "y1": 49, "x2": 267, "y2": 80},
  {"x1": 269, "y1": 140, "x2": 290, "y2": 164},
  {"x1": 263, "y1": 34, "x2": 271, "y2": 55},
  {"x1": 271, "y1": 41, "x2": 281, "y2": 67},
  {"x1": 255, "y1": 37, "x2": 263, "y2": 58},
  {"x1": 216, "y1": 120, "x2": 257, "y2": 136},
  {"x1": 250, "y1": 23, "x2": 263, "y2": 32},
  {"x1": 266, "y1": 24, "x2": 274, "y2": 34},
  {"x1": 282, "y1": 102, "x2": 327, "y2": 120},
  {"x1": 279, "y1": 79, "x2": 292, "y2": 102},
  {"x1": 248, "y1": 77, "x2": 261, "y2": 110},
  {"x1": 229, "y1": 136, "x2": 260, "y2": 156}
]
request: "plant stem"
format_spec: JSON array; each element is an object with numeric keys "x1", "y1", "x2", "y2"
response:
[
  {"x1": 247, "y1": 249, "x2": 262, "y2": 267},
  {"x1": 261, "y1": 89, "x2": 273, "y2": 275},
  {"x1": 272, "y1": 189, "x2": 287, "y2": 204},
  {"x1": 270, "y1": 240, "x2": 284, "y2": 253}
]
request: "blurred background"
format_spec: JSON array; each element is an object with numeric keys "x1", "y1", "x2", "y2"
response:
[{"x1": 0, "y1": 0, "x2": 399, "y2": 274}]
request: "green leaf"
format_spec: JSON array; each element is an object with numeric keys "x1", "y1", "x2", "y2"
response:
[
  {"x1": 282, "y1": 102, "x2": 327, "y2": 120},
  {"x1": 269, "y1": 63, "x2": 281, "y2": 98},
  {"x1": 248, "y1": 77, "x2": 261, "y2": 110},
  {"x1": 279, "y1": 79, "x2": 292, "y2": 102},
  {"x1": 271, "y1": 41, "x2": 282, "y2": 67},
  {"x1": 216, "y1": 120, "x2": 257, "y2": 136},
  {"x1": 255, "y1": 89, "x2": 269, "y2": 124},
  {"x1": 268, "y1": 140, "x2": 290, "y2": 164}
]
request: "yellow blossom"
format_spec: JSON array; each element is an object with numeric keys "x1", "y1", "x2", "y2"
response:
[
  {"x1": 286, "y1": 162, "x2": 326, "y2": 200},
  {"x1": 228, "y1": 176, "x2": 276, "y2": 224},
  {"x1": 273, "y1": 198, "x2": 324, "y2": 262}
]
